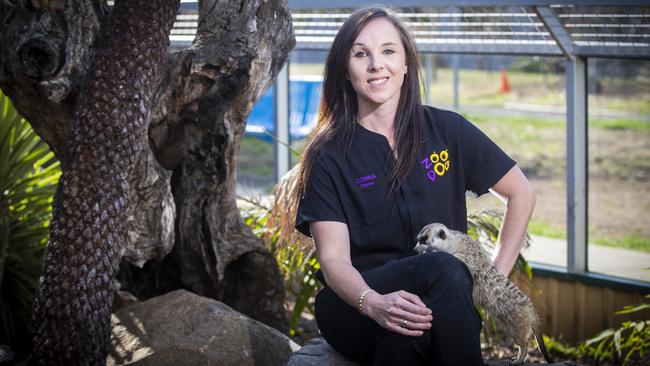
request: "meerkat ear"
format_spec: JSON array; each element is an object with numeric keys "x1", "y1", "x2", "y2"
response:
[{"x1": 437, "y1": 229, "x2": 446, "y2": 240}]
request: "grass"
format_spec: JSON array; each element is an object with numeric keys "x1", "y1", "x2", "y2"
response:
[
  {"x1": 528, "y1": 220, "x2": 650, "y2": 253},
  {"x1": 590, "y1": 117, "x2": 650, "y2": 131},
  {"x1": 466, "y1": 113, "x2": 563, "y2": 128},
  {"x1": 467, "y1": 112, "x2": 650, "y2": 180},
  {"x1": 591, "y1": 235, "x2": 650, "y2": 254},
  {"x1": 466, "y1": 109, "x2": 650, "y2": 132},
  {"x1": 237, "y1": 136, "x2": 275, "y2": 192},
  {"x1": 528, "y1": 220, "x2": 567, "y2": 239},
  {"x1": 425, "y1": 67, "x2": 650, "y2": 115},
  {"x1": 238, "y1": 136, "x2": 274, "y2": 174},
  {"x1": 425, "y1": 68, "x2": 565, "y2": 108}
]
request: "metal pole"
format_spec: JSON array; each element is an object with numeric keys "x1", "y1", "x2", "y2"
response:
[
  {"x1": 566, "y1": 56, "x2": 588, "y2": 273},
  {"x1": 453, "y1": 55, "x2": 460, "y2": 110},
  {"x1": 275, "y1": 62, "x2": 290, "y2": 182},
  {"x1": 423, "y1": 53, "x2": 434, "y2": 106}
]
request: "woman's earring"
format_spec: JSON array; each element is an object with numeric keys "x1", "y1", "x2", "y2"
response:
[{"x1": 404, "y1": 66, "x2": 408, "y2": 74}]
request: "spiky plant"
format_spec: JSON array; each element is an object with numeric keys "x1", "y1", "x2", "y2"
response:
[
  {"x1": 467, "y1": 209, "x2": 533, "y2": 278},
  {"x1": 0, "y1": 89, "x2": 60, "y2": 352},
  {"x1": 267, "y1": 166, "x2": 310, "y2": 251}
]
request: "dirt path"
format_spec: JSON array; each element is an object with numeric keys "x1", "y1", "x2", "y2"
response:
[{"x1": 467, "y1": 177, "x2": 650, "y2": 240}]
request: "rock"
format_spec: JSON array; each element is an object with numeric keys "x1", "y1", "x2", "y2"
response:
[
  {"x1": 108, "y1": 290, "x2": 299, "y2": 366},
  {"x1": 286, "y1": 337, "x2": 582, "y2": 366},
  {"x1": 285, "y1": 337, "x2": 358, "y2": 366},
  {"x1": 0, "y1": 345, "x2": 14, "y2": 365},
  {"x1": 485, "y1": 361, "x2": 581, "y2": 366},
  {"x1": 112, "y1": 290, "x2": 139, "y2": 312}
]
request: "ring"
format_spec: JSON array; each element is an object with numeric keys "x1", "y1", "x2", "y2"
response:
[{"x1": 402, "y1": 319, "x2": 408, "y2": 327}]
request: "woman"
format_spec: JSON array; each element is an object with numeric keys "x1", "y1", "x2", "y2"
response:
[{"x1": 295, "y1": 7, "x2": 536, "y2": 366}]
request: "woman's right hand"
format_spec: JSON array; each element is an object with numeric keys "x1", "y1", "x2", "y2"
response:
[{"x1": 362, "y1": 290, "x2": 433, "y2": 336}]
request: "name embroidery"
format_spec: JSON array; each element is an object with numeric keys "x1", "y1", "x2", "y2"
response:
[
  {"x1": 420, "y1": 148, "x2": 451, "y2": 182},
  {"x1": 355, "y1": 174, "x2": 376, "y2": 188}
]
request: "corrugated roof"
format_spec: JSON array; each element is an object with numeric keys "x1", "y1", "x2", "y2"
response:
[{"x1": 170, "y1": 1, "x2": 650, "y2": 59}]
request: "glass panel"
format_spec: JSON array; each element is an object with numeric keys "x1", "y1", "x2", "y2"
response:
[
  {"x1": 439, "y1": 55, "x2": 569, "y2": 268},
  {"x1": 289, "y1": 50, "x2": 326, "y2": 167},
  {"x1": 237, "y1": 85, "x2": 276, "y2": 196},
  {"x1": 587, "y1": 58, "x2": 650, "y2": 282}
]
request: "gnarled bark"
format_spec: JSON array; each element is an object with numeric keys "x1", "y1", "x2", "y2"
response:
[
  {"x1": 0, "y1": 0, "x2": 294, "y2": 348},
  {"x1": 145, "y1": 0, "x2": 294, "y2": 332},
  {"x1": 0, "y1": 0, "x2": 107, "y2": 159}
]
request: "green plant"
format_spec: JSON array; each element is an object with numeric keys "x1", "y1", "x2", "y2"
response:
[
  {"x1": 545, "y1": 295, "x2": 650, "y2": 366},
  {"x1": 274, "y1": 245, "x2": 320, "y2": 336},
  {"x1": 238, "y1": 195, "x2": 321, "y2": 338},
  {"x1": 0, "y1": 90, "x2": 60, "y2": 348},
  {"x1": 467, "y1": 209, "x2": 534, "y2": 280}
]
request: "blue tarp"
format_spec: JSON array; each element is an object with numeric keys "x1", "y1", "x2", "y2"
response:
[{"x1": 246, "y1": 78, "x2": 322, "y2": 142}]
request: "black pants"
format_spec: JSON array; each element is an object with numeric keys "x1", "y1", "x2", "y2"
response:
[{"x1": 315, "y1": 252, "x2": 484, "y2": 366}]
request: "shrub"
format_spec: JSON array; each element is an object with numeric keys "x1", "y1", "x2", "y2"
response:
[
  {"x1": 545, "y1": 295, "x2": 650, "y2": 366},
  {"x1": 238, "y1": 194, "x2": 320, "y2": 339},
  {"x1": 0, "y1": 90, "x2": 60, "y2": 351}
]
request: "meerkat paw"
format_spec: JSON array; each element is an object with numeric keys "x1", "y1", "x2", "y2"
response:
[{"x1": 509, "y1": 344, "x2": 527, "y2": 365}]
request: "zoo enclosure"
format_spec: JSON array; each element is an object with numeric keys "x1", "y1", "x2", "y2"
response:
[{"x1": 171, "y1": 0, "x2": 650, "y2": 341}]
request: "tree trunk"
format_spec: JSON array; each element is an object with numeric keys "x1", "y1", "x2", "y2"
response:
[
  {"x1": 144, "y1": 0, "x2": 294, "y2": 332},
  {"x1": 26, "y1": 0, "x2": 179, "y2": 364},
  {"x1": 0, "y1": 0, "x2": 293, "y2": 342}
]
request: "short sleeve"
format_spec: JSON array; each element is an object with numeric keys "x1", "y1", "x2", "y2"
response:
[
  {"x1": 460, "y1": 116, "x2": 516, "y2": 196},
  {"x1": 295, "y1": 157, "x2": 346, "y2": 237}
]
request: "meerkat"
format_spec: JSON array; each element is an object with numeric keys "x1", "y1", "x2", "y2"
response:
[{"x1": 414, "y1": 223, "x2": 554, "y2": 365}]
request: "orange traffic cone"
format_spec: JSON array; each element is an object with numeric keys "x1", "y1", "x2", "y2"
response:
[{"x1": 499, "y1": 70, "x2": 511, "y2": 93}]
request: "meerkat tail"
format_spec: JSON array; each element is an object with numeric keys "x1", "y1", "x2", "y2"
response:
[{"x1": 534, "y1": 331, "x2": 555, "y2": 364}]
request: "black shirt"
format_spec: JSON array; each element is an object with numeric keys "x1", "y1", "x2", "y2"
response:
[{"x1": 296, "y1": 106, "x2": 516, "y2": 274}]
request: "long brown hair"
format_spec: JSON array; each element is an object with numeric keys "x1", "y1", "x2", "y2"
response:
[{"x1": 297, "y1": 7, "x2": 424, "y2": 196}]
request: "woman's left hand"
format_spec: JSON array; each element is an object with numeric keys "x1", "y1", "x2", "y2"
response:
[{"x1": 363, "y1": 290, "x2": 433, "y2": 337}]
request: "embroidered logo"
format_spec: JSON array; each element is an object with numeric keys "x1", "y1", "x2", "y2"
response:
[
  {"x1": 355, "y1": 174, "x2": 376, "y2": 188},
  {"x1": 420, "y1": 148, "x2": 451, "y2": 182}
]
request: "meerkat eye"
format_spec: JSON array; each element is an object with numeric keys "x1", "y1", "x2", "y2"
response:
[{"x1": 437, "y1": 229, "x2": 446, "y2": 240}]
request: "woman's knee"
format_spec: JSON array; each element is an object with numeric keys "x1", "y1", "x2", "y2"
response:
[
  {"x1": 416, "y1": 252, "x2": 473, "y2": 293},
  {"x1": 374, "y1": 330, "x2": 431, "y2": 365}
]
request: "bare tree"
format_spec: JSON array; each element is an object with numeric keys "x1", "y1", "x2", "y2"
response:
[{"x1": 0, "y1": 0, "x2": 294, "y2": 363}]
